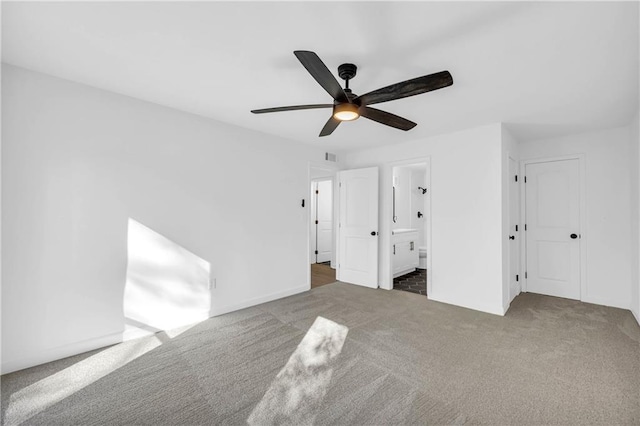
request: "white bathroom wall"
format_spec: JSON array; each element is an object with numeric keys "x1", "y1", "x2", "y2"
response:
[
  {"x1": 344, "y1": 123, "x2": 505, "y2": 315},
  {"x1": 410, "y1": 169, "x2": 427, "y2": 247},
  {"x1": 392, "y1": 167, "x2": 412, "y2": 229},
  {"x1": 1, "y1": 65, "x2": 330, "y2": 373},
  {"x1": 519, "y1": 125, "x2": 632, "y2": 309}
]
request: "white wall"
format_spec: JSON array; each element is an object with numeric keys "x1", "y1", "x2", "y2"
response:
[
  {"x1": 1, "y1": 65, "x2": 329, "y2": 373},
  {"x1": 344, "y1": 124, "x2": 506, "y2": 315},
  {"x1": 630, "y1": 111, "x2": 640, "y2": 323},
  {"x1": 519, "y1": 126, "x2": 632, "y2": 309}
]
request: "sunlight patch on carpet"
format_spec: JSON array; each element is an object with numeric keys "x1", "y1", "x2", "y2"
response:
[
  {"x1": 4, "y1": 336, "x2": 163, "y2": 426},
  {"x1": 3, "y1": 320, "x2": 202, "y2": 426},
  {"x1": 247, "y1": 316, "x2": 348, "y2": 426}
]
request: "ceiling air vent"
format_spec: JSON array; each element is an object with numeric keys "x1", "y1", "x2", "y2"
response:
[{"x1": 325, "y1": 152, "x2": 338, "y2": 162}]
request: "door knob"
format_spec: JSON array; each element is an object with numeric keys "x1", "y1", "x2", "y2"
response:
[
  {"x1": 570, "y1": 233, "x2": 578, "y2": 239},
  {"x1": 371, "y1": 231, "x2": 377, "y2": 236},
  {"x1": 509, "y1": 235, "x2": 515, "y2": 240}
]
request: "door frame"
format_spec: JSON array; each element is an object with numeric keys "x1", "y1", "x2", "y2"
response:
[
  {"x1": 386, "y1": 157, "x2": 432, "y2": 294},
  {"x1": 308, "y1": 161, "x2": 338, "y2": 290},
  {"x1": 520, "y1": 154, "x2": 587, "y2": 299}
]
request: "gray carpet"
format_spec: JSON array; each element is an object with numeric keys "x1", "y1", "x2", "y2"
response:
[{"x1": 2, "y1": 283, "x2": 639, "y2": 425}]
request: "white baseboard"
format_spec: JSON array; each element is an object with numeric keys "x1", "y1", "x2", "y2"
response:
[
  {"x1": 393, "y1": 267, "x2": 419, "y2": 279},
  {"x1": 210, "y1": 285, "x2": 309, "y2": 317},
  {"x1": 631, "y1": 306, "x2": 640, "y2": 327},
  {"x1": 429, "y1": 292, "x2": 506, "y2": 316},
  {"x1": 581, "y1": 295, "x2": 629, "y2": 310},
  {"x1": 1, "y1": 331, "x2": 123, "y2": 375},
  {"x1": 1, "y1": 286, "x2": 309, "y2": 375}
]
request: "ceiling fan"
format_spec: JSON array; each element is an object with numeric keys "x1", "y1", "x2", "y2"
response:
[{"x1": 251, "y1": 50, "x2": 453, "y2": 137}]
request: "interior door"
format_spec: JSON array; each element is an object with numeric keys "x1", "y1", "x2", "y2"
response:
[
  {"x1": 310, "y1": 182, "x2": 318, "y2": 264},
  {"x1": 316, "y1": 179, "x2": 333, "y2": 263},
  {"x1": 509, "y1": 157, "x2": 520, "y2": 301},
  {"x1": 337, "y1": 167, "x2": 379, "y2": 288},
  {"x1": 525, "y1": 159, "x2": 581, "y2": 299}
]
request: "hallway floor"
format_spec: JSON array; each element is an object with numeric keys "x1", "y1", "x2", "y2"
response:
[{"x1": 311, "y1": 262, "x2": 336, "y2": 288}]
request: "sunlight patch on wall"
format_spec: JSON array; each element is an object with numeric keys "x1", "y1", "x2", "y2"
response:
[
  {"x1": 247, "y1": 316, "x2": 348, "y2": 425},
  {"x1": 124, "y1": 218, "x2": 211, "y2": 337}
]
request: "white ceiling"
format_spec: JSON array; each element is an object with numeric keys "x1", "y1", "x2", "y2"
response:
[{"x1": 2, "y1": 2, "x2": 638, "y2": 151}]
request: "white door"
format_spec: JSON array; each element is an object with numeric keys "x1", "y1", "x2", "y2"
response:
[
  {"x1": 525, "y1": 159, "x2": 581, "y2": 299},
  {"x1": 509, "y1": 157, "x2": 520, "y2": 301},
  {"x1": 316, "y1": 180, "x2": 333, "y2": 263},
  {"x1": 337, "y1": 167, "x2": 379, "y2": 288}
]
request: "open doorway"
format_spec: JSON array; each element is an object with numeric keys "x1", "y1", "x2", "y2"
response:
[
  {"x1": 308, "y1": 162, "x2": 338, "y2": 289},
  {"x1": 310, "y1": 178, "x2": 335, "y2": 288},
  {"x1": 391, "y1": 162, "x2": 429, "y2": 296}
]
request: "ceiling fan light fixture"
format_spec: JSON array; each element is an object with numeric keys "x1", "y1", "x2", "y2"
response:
[{"x1": 333, "y1": 103, "x2": 360, "y2": 121}]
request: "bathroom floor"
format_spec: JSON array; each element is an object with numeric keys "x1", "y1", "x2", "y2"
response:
[{"x1": 393, "y1": 269, "x2": 427, "y2": 296}]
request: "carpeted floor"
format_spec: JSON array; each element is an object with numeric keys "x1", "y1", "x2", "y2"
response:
[{"x1": 2, "y1": 283, "x2": 639, "y2": 425}]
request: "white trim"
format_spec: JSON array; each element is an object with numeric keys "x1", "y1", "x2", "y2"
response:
[
  {"x1": 210, "y1": 285, "x2": 308, "y2": 318},
  {"x1": 2, "y1": 283, "x2": 309, "y2": 375},
  {"x1": 520, "y1": 154, "x2": 587, "y2": 301},
  {"x1": 632, "y1": 308, "x2": 640, "y2": 327},
  {"x1": 429, "y1": 293, "x2": 506, "y2": 316},
  {"x1": 387, "y1": 157, "x2": 432, "y2": 295},
  {"x1": 581, "y1": 296, "x2": 629, "y2": 311},
  {"x1": 1, "y1": 331, "x2": 123, "y2": 375}
]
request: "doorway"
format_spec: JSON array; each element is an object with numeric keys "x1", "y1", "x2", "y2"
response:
[
  {"x1": 523, "y1": 157, "x2": 584, "y2": 300},
  {"x1": 390, "y1": 162, "x2": 429, "y2": 296},
  {"x1": 310, "y1": 178, "x2": 335, "y2": 288},
  {"x1": 303, "y1": 161, "x2": 338, "y2": 289}
]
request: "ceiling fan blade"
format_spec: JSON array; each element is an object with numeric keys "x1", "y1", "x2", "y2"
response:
[
  {"x1": 359, "y1": 106, "x2": 417, "y2": 131},
  {"x1": 319, "y1": 116, "x2": 341, "y2": 137},
  {"x1": 355, "y1": 71, "x2": 453, "y2": 106},
  {"x1": 251, "y1": 104, "x2": 333, "y2": 114},
  {"x1": 294, "y1": 51, "x2": 348, "y2": 103}
]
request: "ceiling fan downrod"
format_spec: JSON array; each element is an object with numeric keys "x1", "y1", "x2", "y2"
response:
[{"x1": 338, "y1": 63, "x2": 357, "y2": 92}]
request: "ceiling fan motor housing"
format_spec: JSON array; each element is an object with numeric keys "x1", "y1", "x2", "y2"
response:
[{"x1": 338, "y1": 63, "x2": 357, "y2": 81}]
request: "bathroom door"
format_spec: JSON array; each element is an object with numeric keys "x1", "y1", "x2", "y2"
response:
[{"x1": 337, "y1": 167, "x2": 379, "y2": 288}]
